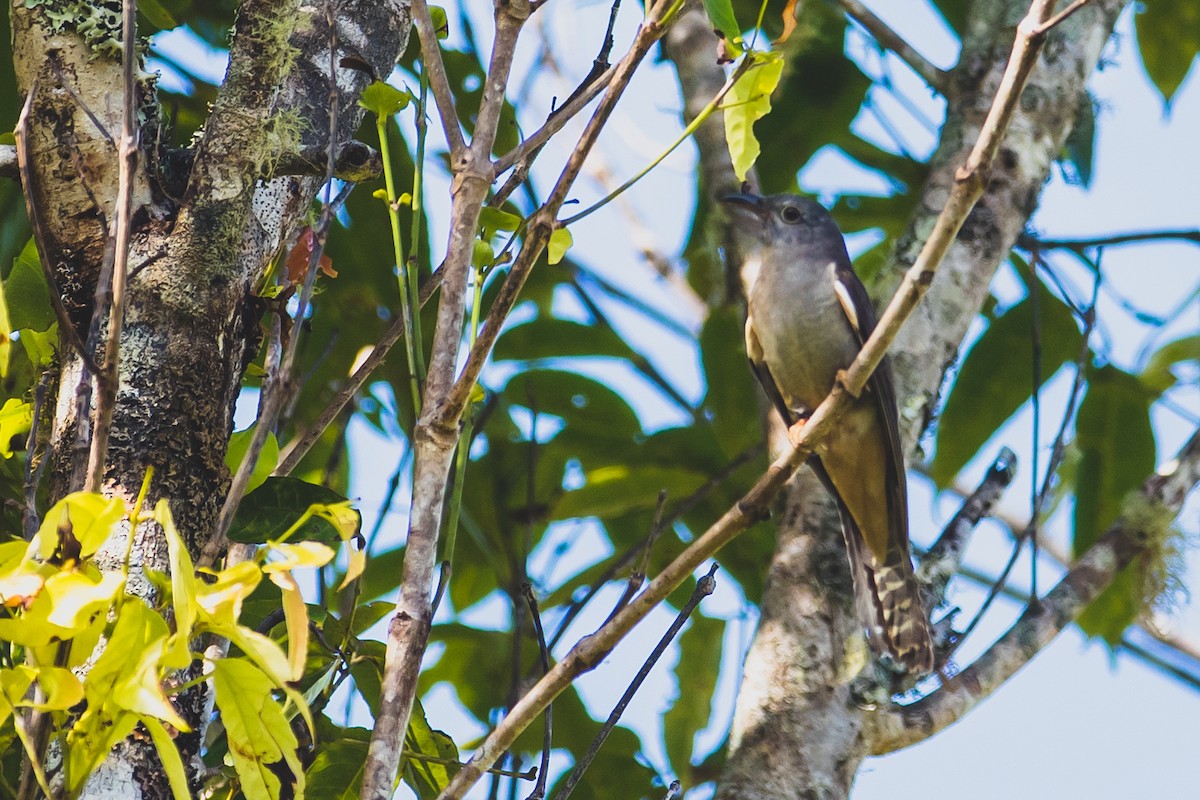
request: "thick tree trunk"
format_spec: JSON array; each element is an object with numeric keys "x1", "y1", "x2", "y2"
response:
[
  {"x1": 11, "y1": 0, "x2": 411, "y2": 795},
  {"x1": 709, "y1": 2, "x2": 1128, "y2": 798}
]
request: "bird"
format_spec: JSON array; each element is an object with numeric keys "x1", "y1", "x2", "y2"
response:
[{"x1": 722, "y1": 191, "x2": 934, "y2": 673}]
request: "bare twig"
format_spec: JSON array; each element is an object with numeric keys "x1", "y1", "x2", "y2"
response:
[
  {"x1": 84, "y1": 0, "x2": 139, "y2": 492},
  {"x1": 411, "y1": 0, "x2": 467, "y2": 159},
  {"x1": 359, "y1": 1, "x2": 532, "y2": 797},
  {"x1": 1018, "y1": 229, "x2": 1200, "y2": 251},
  {"x1": 522, "y1": 585, "x2": 553, "y2": 800},
  {"x1": 835, "y1": 0, "x2": 948, "y2": 91},
  {"x1": 952, "y1": 274, "x2": 1097, "y2": 652},
  {"x1": 869, "y1": 427, "x2": 1200, "y2": 753},
  {"x1": 917, "y1": 446, "x2": 1018, "y2": 602},
  {"x1": 22, "y1": 371, "x2": 51, "y2": 540},
  {"x1": 549, "y1": 566, "x2": 717, "y2": 800},
  {"x1": 432, "y1": 4, "x2": 1072, "y2": 794}
]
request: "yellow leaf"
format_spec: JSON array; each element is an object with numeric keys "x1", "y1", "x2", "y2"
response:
[
  {"x1": 213, "y1": 658, "x2": 305, "y2": 800},
  {"x1": 196, "y1": 561, "x2": 262, "y2": 629},
  {"x1": 548, "y1": 227, "x2": 573, "y2": 265},
  {"x1": 266, "y1": 568, "x2": 309, "y2": 682},
  {"x1": 157, "y1": 500, "x2": 198, "y2": 639},
  {"x1": 338, "y1": 537, "x2": 366, "y2": 592},
  {"x1": 263, "y1": 541, "x2": 335, "y2": 571},
  {"x1": 724, "y1": 52, "x2": 785, "y2": 181},
  {"x1": 30, "y1": 666, "x2": 84, "y2": 711},
  {"x1": 86, "y1": 602, "x2": 190, "y2": 731},
  {"x1": 143, "y1": 716, "x2": 192, "y2": 800},
  {"x1": 35, "y1": 492, "x2": 128, "y2": 561},
  {"x1": 43, "y1": 569, "x2": 124, "y2": 632},
  {"x1": 226, "y1": 627, "x2": 294, "y2": 689},
  {"x1": 0, "y1": 398, "x2": 32, "y2": 458}
]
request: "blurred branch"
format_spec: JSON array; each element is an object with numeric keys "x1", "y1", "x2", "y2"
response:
[
  {"x1": 1018, "y1": 229, "x2": 1200, "y2": 251},
  {"x1": 835, "y1": 0, "x2": 949, "y2": 91},
  {"x1": 918, "y1": 447, "x2": 1018, "y2": 603},
  {"x1": 870, "y1": 427, "x2": 1200, "y2": 754}
]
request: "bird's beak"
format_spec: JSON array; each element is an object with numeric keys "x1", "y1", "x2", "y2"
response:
[{"x1": 721, "y1": 192, "x2": 768, "y2": 222}]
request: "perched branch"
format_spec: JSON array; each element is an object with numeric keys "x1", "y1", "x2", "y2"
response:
[
  {"x1": 869, "y1": 427, "x2": 1200, "y2": 754},
  {"x1": 432, "y1": 4, "x2": 1077, "y2": 794},
  {"x1": 835, "y1": 0, "x2": 949, "y2": 91}
]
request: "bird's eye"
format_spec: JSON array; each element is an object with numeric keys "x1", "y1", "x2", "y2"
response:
[{"x1": 780, "y1": 205, "x2": 802, "y2": 223}]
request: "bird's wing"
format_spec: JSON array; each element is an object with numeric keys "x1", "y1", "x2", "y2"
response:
[
  {"x1": 746, "y1": 314, "x2": 798, "y2": 427},
  {"x1": 830, "y1": 261, "x2": 910, "y2": 560}
]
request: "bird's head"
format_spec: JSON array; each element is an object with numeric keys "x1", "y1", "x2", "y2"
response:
[{"x1": 720, "y1": 192, "x2": 846, "y2": 262}]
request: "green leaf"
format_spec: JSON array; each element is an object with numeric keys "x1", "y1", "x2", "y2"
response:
[
  {"x1": 548, "y1": 227, "x2": 573, "y2": 265},
  {"x1": 428, "y1": 5, "x2": 450, "y2": 39},
  {"x1": 555, "y1": 464, "x2": 710, "y2": 520},
  {"x1": 663, "y1": 614, "x2": 724, "y2": 778},
  {"x1": 213, "y1": 658, "x2": 304, "y2": 800},
  {"x1": 358, "y1": 81, "x2": 412, "y2": 117},
  {"x1": 478, "y1": 207, "x2": 522, "y2": 239},
  {"x1": 1134, "y1": 0, "x2": 1200, "y2": 108},
  {"x1": 471, "y1": 239, "x2": 494, "y2": 269},
  {"x1": 306, "y1": 736, "x2": 367, "y2": 800},
  {"x1": 931, "y1": 290, "x2": 1083, "y2": 487},
  {"x1": 1140, "y1": 335, "x2": 1200, "y2": 393},
  {"x1": 401, "y1": 699, "x2": 459, "y2": 799},
  {"x1": 493, "y1": 318, "x2": 632, "y2": 362},
  {"x1": 702, "y1": 0, "x2": 743, "y2": 56},
  {"x1": 225, "y1": 427, "x2": 280, "y2": 494},
  {"x1": 724, "y1": 52, "x2": 785, "y2": 182},
  {"x1": 230, "y1": 477, "x2": 360, "y2": 545},
  {"x1": 1061, "y1": 92, "x2": 1096, "y2": 188},
  {"x1": 137, "y1": 0, "x2": 179, "y2": 30},
  {"x1": 6, "y1": 239, "x2": 56, "y2": 332},
  {"x1": 1073, "y1": 366, "x2": 1156, "y2": 645}
]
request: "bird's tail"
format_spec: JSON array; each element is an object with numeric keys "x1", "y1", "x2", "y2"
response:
[{"x1": 839, "y1": 505, "x2": 935, "y2": 673}]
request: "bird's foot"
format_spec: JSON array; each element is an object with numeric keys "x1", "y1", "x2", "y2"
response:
[{"x1": 786, "y1": 414, "x2": 812, "y2": 449}]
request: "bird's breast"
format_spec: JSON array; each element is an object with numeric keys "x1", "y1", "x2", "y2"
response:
[{"x1": 749, "y1": 259, "x2": 861, "y2": 413}]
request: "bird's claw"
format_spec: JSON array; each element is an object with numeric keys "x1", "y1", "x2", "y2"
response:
[{"x1": 786, "y1": 415, "x2": 811, "y2": 449}]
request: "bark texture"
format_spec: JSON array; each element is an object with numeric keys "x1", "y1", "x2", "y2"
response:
[
  {"x1": 713, "y1": 2, "x2": 1128, "y2": 798},
  {"x1": 11, "y1": 0, "x2": 412, "y2": 795}
]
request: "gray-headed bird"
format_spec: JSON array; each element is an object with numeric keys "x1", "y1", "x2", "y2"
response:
[{"x1": 723, "y1": 191, "x2": 934, "y2": 673}]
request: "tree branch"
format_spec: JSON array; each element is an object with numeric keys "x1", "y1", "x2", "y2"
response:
[
  {"x1": 1018, "y1": 229, "x2": 1200, "y2": 251},
  {"x1": 869, "y1": 427, "x2": 1200, "y2": 754},
  {"x1": 835, "y1": 0, "x2": 949, "y2": 91}
]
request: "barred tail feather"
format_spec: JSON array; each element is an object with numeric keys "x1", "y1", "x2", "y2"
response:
[{"x1": 839, "y1": 506, "x2": 935, "y2": 673}]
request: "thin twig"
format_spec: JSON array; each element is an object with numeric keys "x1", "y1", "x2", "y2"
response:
[
  {"x1": 1018, "y1": 229, "x2": 1200, "y2": 251},
  {"x1": 522, "y1": 585, "x2": 553, "y2": 800},
  {"x1": 22, "y1": 371, "x2": 51, "y2": 540},
  {"x1": 835, "y1": 0, "x2": 948, "y2": 91},
  {"x1": 411, "y1": 0, "x2": 467, "y2": 159},
  {"x1": 359, "y1": 1, "x2": 532, "y2": 796},
  {"x1": 84, "y1": 0, "x2": 139, "y2": 492},
  {"x1": 951, "y1": 272, "x2": 1098, "y2": 653},
  {"x1": 917, "y1": 446, "x2": 1018, "y2": 603},
  {"x1": 549, "y1": 565, "x2": 717, "y2": 800}
]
